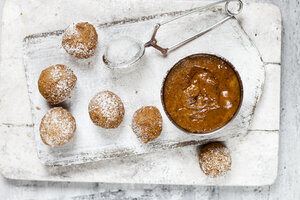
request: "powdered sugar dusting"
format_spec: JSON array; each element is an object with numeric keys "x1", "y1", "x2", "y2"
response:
[
  {"x1": 103, "y1": 36, "x2": 144, "y2": 68},
  {"x1": 40, "y1": 107, "x2": 76, "y2": 147},
  {"x1": 22, "y1": 4, "x2": 266, "y2": 168},
  {"x1": 88, "y1": 91, "x2": 125, "y2": 128},
  {"x1": 132, "y1": 106, "x2": 163, "y2": 143},
  {"x1": 62, "y1": 22, "x2": 98, "y2": 59},
  {"x1": 38, "y1": 64, "x2": 77, "y2": 104},
  {"x1": 90, "y1": 92, "x2": 119, "y2": 120},
  {"x1": 199, "y1": 143, "x2": 232, "y2": 178}
]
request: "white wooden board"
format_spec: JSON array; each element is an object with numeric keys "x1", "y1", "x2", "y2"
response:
[
  {"x1": 0, "y1": 0, "x2": 281, "y2": 186},
  {"x1": 23, "y1": 8, "x2": 264, "y2": 166}
]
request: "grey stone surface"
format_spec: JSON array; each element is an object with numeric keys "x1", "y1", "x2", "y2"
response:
[{"x1": 0, "y1": 0, "x2": 298, "y2": 199}]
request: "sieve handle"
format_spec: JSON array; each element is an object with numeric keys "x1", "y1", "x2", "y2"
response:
[{"x1": 145, "y1": 0, "x2": 243, "y2": 55}]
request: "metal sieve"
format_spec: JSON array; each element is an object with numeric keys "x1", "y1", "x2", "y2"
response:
[{"x1": 103, "y1": 0, "x2": 243, "y2": 72}]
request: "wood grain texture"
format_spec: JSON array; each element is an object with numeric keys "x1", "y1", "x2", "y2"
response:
[
  {"x1": 0, "y1": 0, "x2": 295, "y2": 199},
  {"x1": 23, "y1": 11, "x2": 264, "y2": 166},
  {"x1": 0, "y1": 0, "x2": 276, "y2": 186}
]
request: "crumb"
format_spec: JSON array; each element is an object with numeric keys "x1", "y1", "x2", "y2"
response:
[
  {"x1": 20, "y1": 12, "x2": 23, "y2": 16},
  {"x1": 255, "y1": 33, "x2": 257, "y2": 36},
  {"x1": 55, "y1": 13, "x2": 58, "y2": 16},
  {"x1": 135, "y1": 90, "x2": 138, "y2": 94},
  {"x1": 27, "y1": 132, "x2": 31, "y2": 138},
  {"x1": 88, "y1": 62, "x2": 91, "y2": 66},
  {"x1": 36, "y1": 106, "x2": 41, "y2": 110},
  {"x1": 276, "y1": 36, "x2": 279, "y2": 40}
]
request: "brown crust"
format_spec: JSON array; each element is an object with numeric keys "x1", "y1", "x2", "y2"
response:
[
  {"x1": 40, "y1": 107, "x2": 76, "y2": 147},
  {"x1": 132, "y1": 106, "x2": 163, "y2": 143},
  {"x1": 198, "y1": 142, "x2": 232, "y2": 178},
  {"x1": 88, "y1": 90, "x2": 125, "y2": 129},
  {"x1": 62, "y1": 22, "x2": 98, "y2": 59},
  {"x1": 38, "y1": 64, "x2": 77, "y2": 105}
]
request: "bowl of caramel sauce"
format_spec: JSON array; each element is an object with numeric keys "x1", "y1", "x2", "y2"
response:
[{"x1": 161, "y1": 54, "x2": 243, "y2": 134}]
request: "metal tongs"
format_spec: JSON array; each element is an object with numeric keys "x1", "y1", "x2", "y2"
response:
[{"x1": 145, "y1": 0, "x2": 244, "y2": 55}]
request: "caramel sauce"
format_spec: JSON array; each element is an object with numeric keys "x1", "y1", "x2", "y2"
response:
[{"x1": 162, "y1": 54, "x2": 242, "y2": 133}]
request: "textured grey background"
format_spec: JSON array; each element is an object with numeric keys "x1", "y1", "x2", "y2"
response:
[{"x1": 0, "y1": 0, "x2": 299, "y2": 199}]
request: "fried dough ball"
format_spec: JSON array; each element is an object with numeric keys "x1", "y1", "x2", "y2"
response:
[
  {"x1": 38, "y1": 64, "x2": 77, "y2": 104},
  {"x1": 199, "y1": 142, "x2": 232, "y2": 178},
  {"x1": 40, "y1": 107, "x2": 76, "y2": 147},
  {"x1": 62, "y1": 22, "x2": 98, "y2": 59},
  {"x1": 88, "y1": 90, "x2": 125, "y2": 129},
  {"x1": 132, "y1": 106, "x2": 162, "y2": 143}
]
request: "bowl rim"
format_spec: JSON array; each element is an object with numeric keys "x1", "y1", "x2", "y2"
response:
[{"x1": 160, "y1": 53, "x2": 244, "y2": 136}]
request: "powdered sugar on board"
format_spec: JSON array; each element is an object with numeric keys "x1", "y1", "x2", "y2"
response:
[{"x1": 23, "y1": 9, "x2": 264, "y2": 166}]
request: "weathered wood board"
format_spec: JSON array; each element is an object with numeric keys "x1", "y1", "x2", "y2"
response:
[
  {"x1": 0, "y1": 0, "x2": 281, "y2": 186},
  {"x1": 23, "y1": 8, "x2": 264, "y2": 166}
]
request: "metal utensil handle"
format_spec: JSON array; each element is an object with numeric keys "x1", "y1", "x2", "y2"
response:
[{"x1": 145, "y1": 0, "x2": 244, "y2": 55}]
